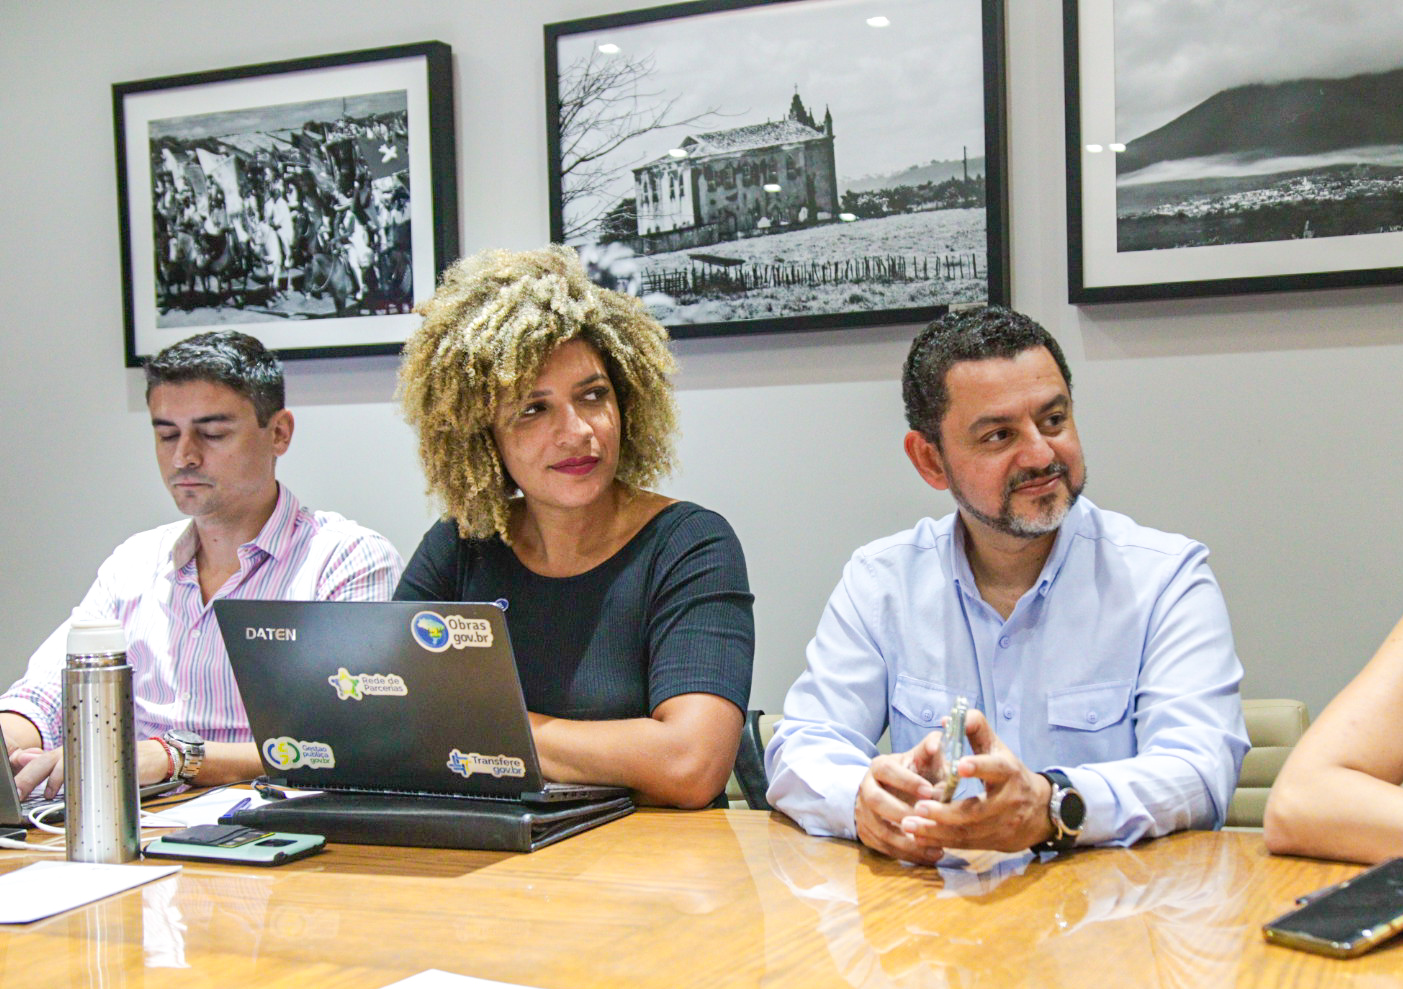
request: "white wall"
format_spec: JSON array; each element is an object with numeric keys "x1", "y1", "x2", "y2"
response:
[{"x1": 3, "y1": 1, "x2": 1401, "y2": 718}]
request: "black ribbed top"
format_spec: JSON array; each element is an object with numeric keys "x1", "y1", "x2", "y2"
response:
[{"x1": 394, "y1": 502, "x2": 754, "y2": 719}]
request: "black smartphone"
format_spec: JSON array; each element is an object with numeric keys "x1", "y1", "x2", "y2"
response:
[{"x1": 1263, "y1": 857, "x2": 1403, "y2": 958}]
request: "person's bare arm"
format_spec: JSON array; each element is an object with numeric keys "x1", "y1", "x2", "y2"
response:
[
  {"x1": 529, "y1": 693, "x2": 742, "y2": 809},
  {"x1": 192, "y1": 742, "x2": 265, "y2": 786},
  {"x1": 1265, "y1": 615, "x2": 1403, "y2": 863}
]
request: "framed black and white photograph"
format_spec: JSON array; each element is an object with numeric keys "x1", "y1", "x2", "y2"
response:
[
  {"x1": 114, "y1": 41, "x2": 457, "y2": 365},
  {"x1": 546, "y1": 0, "x2": 1008, "y2": 339},
  {"x1": 1066, "y1": 0, "x2": 1403, "y2": 303}
]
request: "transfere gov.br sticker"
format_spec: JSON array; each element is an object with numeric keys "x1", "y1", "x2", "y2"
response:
[{"x1": 447, "y1": 748, "x2": 525, "y2": 779}]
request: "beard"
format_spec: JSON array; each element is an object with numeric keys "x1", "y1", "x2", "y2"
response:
[{"x1": 949, "y1": 461, "x2": 1086, "y2": 539}]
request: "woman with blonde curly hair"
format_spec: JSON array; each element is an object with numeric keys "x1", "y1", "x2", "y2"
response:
[{"x1": 394, "y1": 245, "x2": 753, "y2": 808}]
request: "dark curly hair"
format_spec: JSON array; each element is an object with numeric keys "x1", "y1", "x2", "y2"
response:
[{"x1": 902, "y1": 306, "x2": 1072, "y2": 448}]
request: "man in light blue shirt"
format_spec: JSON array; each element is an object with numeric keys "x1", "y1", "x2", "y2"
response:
[{"x1": 766, "y1": 307, "x2": 1248, "y2": 864}]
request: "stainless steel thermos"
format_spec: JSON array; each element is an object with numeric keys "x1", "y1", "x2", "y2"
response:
[{"x1": 62, "y1": 619, "x2": 139, "y2": 863}]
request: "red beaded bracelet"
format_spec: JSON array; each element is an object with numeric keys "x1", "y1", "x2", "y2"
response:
[{"x1": 150, "y1": 735, "x2": 176, "y2": 783}]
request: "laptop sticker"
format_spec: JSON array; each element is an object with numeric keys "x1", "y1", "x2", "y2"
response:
[
  {"x1": 327, "y1": 667, "x2": 408, "y2": 700},
  {"x1": 447, "y1": 748, "x2": 526, "y2": 779},
  {"x1": 262, "y1": 737, "x2": 336, "y2": 770},
  {"x1": 410, "y1": 610, "x2": 494, "y2": 652}
]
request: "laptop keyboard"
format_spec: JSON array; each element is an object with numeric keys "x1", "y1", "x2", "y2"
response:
[
  {"x1": 13, "y1": 779, "x2": 180, "y2": 826},
  {"x1": 18, "y1": 796, "x2": 64, "y2": 823}
]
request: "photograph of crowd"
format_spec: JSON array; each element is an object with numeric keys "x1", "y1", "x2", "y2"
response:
[{"x1": 148, "y1": 89, "x2": 414, "y2": 327}]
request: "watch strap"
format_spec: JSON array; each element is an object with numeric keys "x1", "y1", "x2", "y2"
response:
[{"x1": 163, "y1": 729, "x2": 205, "y2": 784}]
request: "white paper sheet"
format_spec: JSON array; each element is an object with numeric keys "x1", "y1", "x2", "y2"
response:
[
  {"x1": 378, "y1": 971, "x2": 545, "y2": 989},
  {"x1": 141, "y1": 786, "x2": 321, "y2": 828},
  {"x1": 0, "y1": 860, "x2": 181, "y2": 923}
]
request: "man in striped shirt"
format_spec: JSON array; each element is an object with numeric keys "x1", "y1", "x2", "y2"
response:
[{"x1": 1, "y1": 331, "x2": 403, "y2": 799}]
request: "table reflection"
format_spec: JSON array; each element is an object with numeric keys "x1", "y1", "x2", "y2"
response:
[{"x1": 751, "y1": 823, "x2": 1256, "y2": 988}]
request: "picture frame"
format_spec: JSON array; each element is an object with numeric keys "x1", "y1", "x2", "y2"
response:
[
  {"x1": 114, "y1": 41, "x2": 458, "y2": 365},
  {"x1": 546, "y1": 0, "x2": 1008, "y2": 340},
  {"x1": 1065, "y1": 0, "x2": 1403, "y2": 304}
]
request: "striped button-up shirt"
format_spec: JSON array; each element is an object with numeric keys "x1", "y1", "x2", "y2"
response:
[{"x1": 1, "y1": 485, "x2": 404, "y2": 748}]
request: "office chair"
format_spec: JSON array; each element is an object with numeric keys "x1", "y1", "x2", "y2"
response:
[{"x1": 1225, "y1": 697, "x2": 1311, "y2": 829}]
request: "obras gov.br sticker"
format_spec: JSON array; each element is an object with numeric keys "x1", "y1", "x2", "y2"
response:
[
  {"x1": 263, "y1": 736, "x2": 336, "y2": 770},
  {"x1": 327, "y1": 666, "x2": 408, "y2": 701},
  {"x1": 447, "y1": 748, "x2": 525, "y2": 779},
  {"x1": 410, "y1": 610, "x2": 494, "y2": 652}
]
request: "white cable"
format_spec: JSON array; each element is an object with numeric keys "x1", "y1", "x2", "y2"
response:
[
  {"x1": 0, "y1": 836, "x2": 62, "y2": 852},
  {"x1": 27, "y1": 803, "x2": 65, "y2": 835}
]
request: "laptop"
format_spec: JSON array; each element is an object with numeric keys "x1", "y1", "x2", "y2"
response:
[
  {"x1": 0, "y1": 721, "x2": 179, "y2": 830},
  {"x1": 214, "y1": 600, "x2": 629, "y2": 806},
  {"x1": 0, "y1": 721, "x2": 53, "y2": 830}
]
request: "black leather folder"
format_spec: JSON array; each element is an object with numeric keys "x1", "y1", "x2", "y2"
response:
[{"x1": 221, "y1": 791, "x2": 634, "y2": 852}]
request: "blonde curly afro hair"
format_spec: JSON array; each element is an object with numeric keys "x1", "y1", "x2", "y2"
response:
[{"x1": 398, "y1": 244, "x2": 678, "y2": 540}]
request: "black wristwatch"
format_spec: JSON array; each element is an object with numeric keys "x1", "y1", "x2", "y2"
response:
[
  {"x1": 163, "y1": 728, "x2": 206, "y2": 784},
  {"x1": 1032, "y1": 769, "x2": 1085, "y2": 852}
]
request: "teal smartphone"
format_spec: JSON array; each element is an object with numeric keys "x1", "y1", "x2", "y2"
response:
[{"x1": 144, "y1": 824, "x2": 325, "y2": 866}]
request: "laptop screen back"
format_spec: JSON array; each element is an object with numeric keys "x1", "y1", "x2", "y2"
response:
[{"x1": 215, "y1": 600, "x2": 547, "y2": 798}]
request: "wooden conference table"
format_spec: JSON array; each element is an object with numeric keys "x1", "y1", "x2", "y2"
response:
[{"x1": 0, "y1": 809, "x2": 1396, "y2": 988}]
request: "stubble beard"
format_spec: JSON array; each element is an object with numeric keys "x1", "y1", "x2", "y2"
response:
[
  {"x1": 949, "y1": 462, "x2": 1087, "y2": 540},
  {"x1": 167, "y1": 470, "x2": 220, "y2": 518}
]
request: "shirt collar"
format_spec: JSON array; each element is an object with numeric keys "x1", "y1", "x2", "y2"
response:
[
  {"x1": 1034, "y1": 495, "x2": 1092, "y2": 595},
  {"x1": 247, "y1": 483, "x2": 301, "y2": 561},
  {"x1": 169, "y1": 521, "x2": 199, "y2": 573},
  {"x1": 165, "y1": 483, "x2": 301, "y2": 572},
  {"x1": 948, "y1": 495, "x2": 1093, "y2": 600}
]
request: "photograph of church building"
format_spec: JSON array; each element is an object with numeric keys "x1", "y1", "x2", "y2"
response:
[
  {"x1": 549, "y1": 0, "x2": 992, "y2": 332},
  {"x1": 632, "y1": 93, "x2": 839, "y2": 252}
]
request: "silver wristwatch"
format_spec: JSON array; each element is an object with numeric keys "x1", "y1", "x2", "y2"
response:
[
  {"x1": 163, "y1": 728, "x2": 206, "y2": 784},
  {"x1": 1033, "y1": 769, "x2": 1085, "y2": 852}
]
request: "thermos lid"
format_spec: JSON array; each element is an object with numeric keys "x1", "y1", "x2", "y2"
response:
[{"x1": 66, "y1": 618, "x2": 127, "y2": 657}]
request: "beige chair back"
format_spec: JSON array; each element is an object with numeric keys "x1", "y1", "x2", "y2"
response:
[{"x1": 1225, "y1": 698, "x2": 1310, "y2": 829}]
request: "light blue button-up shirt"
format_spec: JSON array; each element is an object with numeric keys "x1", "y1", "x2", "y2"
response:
[{"x1": 765, "y1": 497, "x2": 1248, "y2": 846}]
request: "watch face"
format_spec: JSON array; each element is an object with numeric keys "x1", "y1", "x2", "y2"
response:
[
  {"x1": 168, "y1": 729, "x2": 204, "y2": 747},
  {"x1": 1060, "y1": 789, "x2": 1086, "y2": 831}
]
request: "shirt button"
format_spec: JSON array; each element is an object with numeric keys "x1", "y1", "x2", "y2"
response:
[
  {"x1": 1087, "y1": 712, "x2": 1098, "y2": 724},
  {"x1": 191, "y1": 630, "x2": 200, "y2": 638},
  {"x1": 182, "y1": 691, "x2": 192, "y2": 701},
  {"x1": 998, "y1": 635, "x2": 1011, "y2": 648},
  {"x1": 1003, "y1": 707, "x2": 1014, "y2": 720},
  {"x1": 920, "y1": 707, "x2": 934, "y2": 723}
]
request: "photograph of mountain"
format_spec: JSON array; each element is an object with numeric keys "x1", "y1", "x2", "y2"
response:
[{"x1": 1112, "y1": 0, "x2": 1403, "y2": 253}]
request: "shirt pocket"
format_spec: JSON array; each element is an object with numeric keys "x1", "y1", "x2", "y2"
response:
[
  {"x1": 889, "y1": 675, "x2": 957, "y2": 750},
  {"x1": 1046, "y1": 679, "x2": 1134, "y2": 732}
]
